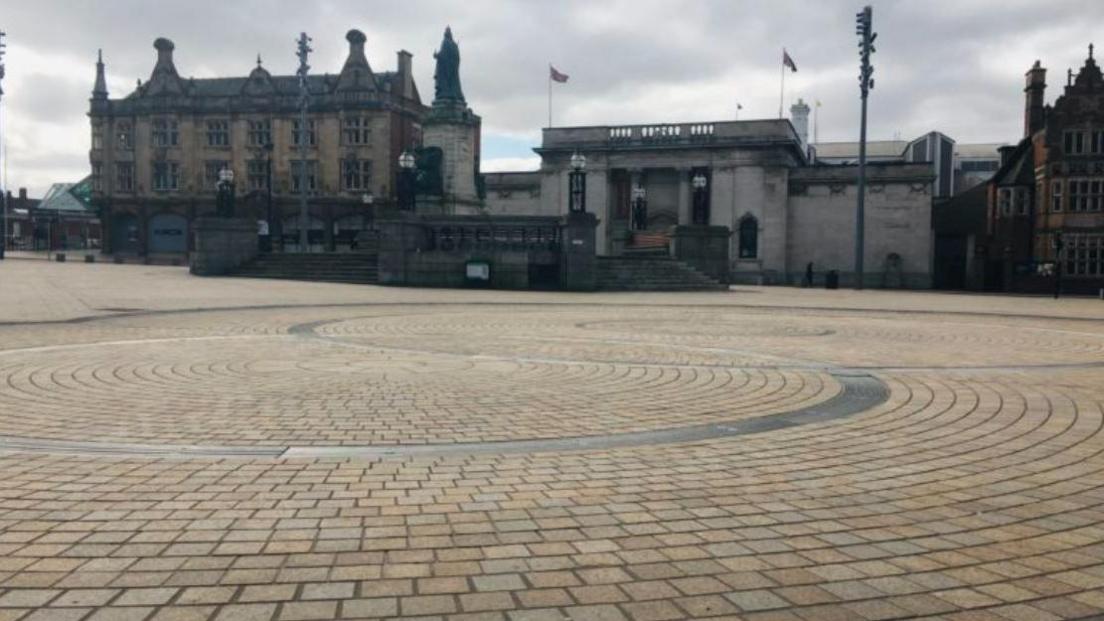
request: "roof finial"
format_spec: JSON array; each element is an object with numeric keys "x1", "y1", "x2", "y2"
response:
[
  {"x1": 1091, "y1": 43, "x2": 1095, "y2": 60},
  {"x1": 256, "y1": 53, "x2": 262, "y2": 68}
]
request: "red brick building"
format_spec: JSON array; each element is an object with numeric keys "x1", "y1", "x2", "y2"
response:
[{"x1": 986, "y1": 47, "x2": 1104, "y2": 294}]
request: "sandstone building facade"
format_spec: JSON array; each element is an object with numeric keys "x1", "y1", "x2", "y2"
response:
[{"x1": 89, "y1": 30, "x2": 426, "y2": 256}]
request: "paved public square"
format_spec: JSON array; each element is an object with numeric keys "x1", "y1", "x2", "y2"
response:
[{"x1": 1, "y1": 260, "x2": 1104, "y2": 620}]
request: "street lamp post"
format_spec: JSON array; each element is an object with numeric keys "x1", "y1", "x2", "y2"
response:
[
  {"x1": 216, "y1": 166, "x2": 235, "y2": 218},
  {"x1": 631, "y1": 185, "x2": 647, "y2": 231},
  {"x1": 568, "y1": 152, "x2": 587, "y2": 213},
  {"x1": 295, "y1": 32, "x2": 312, "y2": 253},
  {"x1": 855, "y1": 5, "x2": 876, "y2": 289},
  {"x1": 1054, "y1": 231, "x2": 1065, "y2": 299},
  {"x1": 0, "y1": 30, "x2": 7, "y2": 261},
  {"x1": 263, "y1": 142, "x2": 275, "y2": 252},
  {"x1": 397, "y1": 151, "x2": 416, "y2": 211},
  {"x1": 691, "y1": 172, "x2": 709, "y2": 225}
]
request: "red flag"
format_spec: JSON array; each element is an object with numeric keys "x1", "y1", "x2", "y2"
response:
[
  {"x1": 550, "y1": 65, "x2": 569, "y2": 83},
  {"x1": 783, "y1": 49, "x2": 798, "y2": 72}
]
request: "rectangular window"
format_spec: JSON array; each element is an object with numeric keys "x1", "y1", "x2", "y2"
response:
[
  {"x1": 290, "y1": 160, "x2": 319, "y2": 194},
  {"x1": 342, "y1": 159, "x2": 372, "y2": 191},
  {"x1": 1075, "y1": 131, "x2": 1085, "y2": 154},
  {"x1": 204, "y1": 160, "x2": 228, "y2": 190},
  {"x1": 92, "y1": 125, "x2": 104, "y2": 150},
  {"x1": 998, "y1": 188, "x2": 1013, "y2": 216},
  {"x1": 248, "y1": 119, "x2": 272, "y2": 147},
  {"x1": 1064, "y1": 131, "x2": 1074, "y2": 154},
  {"x1": 1051, "y1": 180, "x2": 1063, "y2": 212},
  {"x1": 91, "y1": 162, "x2": 103, "y2": 192},
  {"x1": 116, "y1": 162, "x2": 134, "y2": 192},
  {"x1": 1093, "y1": 181, "x2": 1104, "y2": 211},
  {"x1": 206, "y1": 120, "x2": 230, "y2": 147},
  {"x1": 1015, "y1": 188, "x2": 1029, "y2": 215},
  {"x1": 151, "y1": 119, "x2": 179, "y2": 147},
  {"x1": 247, "y1": 160, "x2": 268, "y2": 191},
  {"x1": 292, "y1": 119, "x2": 317, "y2": 147},
  {"x1": 343, "y1": 117, "x2": 370, "y2": 145},
  {"x1": 152, "y1": 161, "x2": 180, "y2": 191},
  {"x1": 1092, "y1": 130, "x2": 1104, "y2": 154},
  {"x1": 1064, "y1": 235, "x2": 1104, "y2": 276},
  {"x1": 116, "y1": 122, "x2": 133, "y2": 150}
]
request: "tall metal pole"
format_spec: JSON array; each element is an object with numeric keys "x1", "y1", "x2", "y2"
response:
[
  {"x1": 0, "y1": 30, "x2": 7, "y2": 261},
  {"x1": 855, "y1": 6, "x2": 876, "y2": 289},
  {"x1": 295, "y1": 32, "x2": 312, "y2": 253}
]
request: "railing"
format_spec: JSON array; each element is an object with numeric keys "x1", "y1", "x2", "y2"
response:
[
  {"x1": 424, "y1": 220, "x2": 561, "y2": 253},
  {"x1": 640, "y1": 124, "x2": 681, "y2": 142}
]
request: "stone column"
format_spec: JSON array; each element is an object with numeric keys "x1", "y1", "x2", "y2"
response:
[
  {"x1": 588, "y1": 168, "x2": 610, "y2": 256},
  {"x1": 677, "y1": 167, "x2": 691, "y2": 225}
]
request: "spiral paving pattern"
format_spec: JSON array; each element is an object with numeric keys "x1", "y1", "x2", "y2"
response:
[{"x1": 0, "y1": 297, "x2": 1101, "y2": 620}]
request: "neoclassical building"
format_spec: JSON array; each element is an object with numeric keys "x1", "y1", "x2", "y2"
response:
[
  {"x1": 486, "y1": 110, "x2": 936, "y2": 287},
  {"x1": 89, "y1": 30, "x2": 426, "y2": 256}
]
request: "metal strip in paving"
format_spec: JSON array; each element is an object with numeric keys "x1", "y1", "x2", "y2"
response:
[
  {"x1": 0, "y1": 372, "x2": 886, "y2": 459},
  {"x1": 281, "y1": 372, "x2": 886, "y2": 458}
]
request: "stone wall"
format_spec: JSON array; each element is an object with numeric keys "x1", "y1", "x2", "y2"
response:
[
  {"x1": 376, "y1": 214, "x2": 589, "y2": 290},
  {"x1": 189, "y1": 217, "x2": 258, "y2": 276},
  {"x1": 786, "y1": 163, "x2": 934, "y2": 288}
]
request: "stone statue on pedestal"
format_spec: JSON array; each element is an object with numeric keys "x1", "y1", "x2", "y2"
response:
[{"x1": 433, "y1": 27, "x2": 465, "y2": 105}]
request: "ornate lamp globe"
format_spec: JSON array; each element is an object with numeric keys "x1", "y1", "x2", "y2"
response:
[
  {"x1": 398, "y1": 151, "x2": 416, "y2": 170},
  {"x1": 570, "y1": 152, "x2": 586, "y2": 171},
  {"x1": 218, "y1": 167, "x2": 234, "y2": 184},
  {"x1": 692, "y1": 173, "x2": 707, "y2": 189}
]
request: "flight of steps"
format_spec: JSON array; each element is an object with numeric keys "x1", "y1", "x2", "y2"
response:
[
  {"x1": 231, "y1": 253, "x2": 379, "y2": 284},
  {"x1": 596, "y1": 256, "x2": 728, "y2": 291}
]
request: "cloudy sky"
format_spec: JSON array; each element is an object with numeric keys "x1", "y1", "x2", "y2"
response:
[{"x1": 0, "y1": 0, "x2": 1101, "y2": 196}]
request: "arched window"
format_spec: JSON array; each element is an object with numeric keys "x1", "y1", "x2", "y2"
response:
[{"x1": 738, "y1": 216, "x2": 759, "y2": 259}]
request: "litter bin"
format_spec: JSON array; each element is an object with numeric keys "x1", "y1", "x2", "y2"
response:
[{"x1": 825, "y1": 270, "x2": 839, "y2": 290}]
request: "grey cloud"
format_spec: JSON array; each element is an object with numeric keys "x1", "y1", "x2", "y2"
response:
[{"x1": 1, "y1": 0, "x2": 1102, "y2": 194}]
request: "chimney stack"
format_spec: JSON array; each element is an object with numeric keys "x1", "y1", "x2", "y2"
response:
[
  {"x1": 1024, "y1": 60, "x2": 1047, "y2": 137},
  {"x1": 998, "y1": 145, "x2": 1016, "y2": 168},
  {"x1": 397, "y1": 50, "x2": 414, "y2": 99}
]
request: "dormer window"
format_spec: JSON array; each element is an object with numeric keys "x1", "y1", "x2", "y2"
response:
[{"x1": 1064, "y1": 130, "x2": 1086, "y2": 155}]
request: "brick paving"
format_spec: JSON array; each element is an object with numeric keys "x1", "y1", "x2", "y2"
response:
[{"x1": 0, "y1": 260, "x2": 1102, "y2": 619}]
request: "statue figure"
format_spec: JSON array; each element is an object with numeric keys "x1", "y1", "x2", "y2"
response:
[
  {"x1": 433, "y1": 27, "x2": 465, "y2": 104},
  {"x1": 414, "y1": 146, "x2": 444, "y2": 196}
]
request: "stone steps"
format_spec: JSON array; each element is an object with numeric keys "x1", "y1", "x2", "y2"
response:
[
  {"x1": 596, "y1": 256, "x2": 727, "y2": 292},
  {"x1": 231, "y1": 253, "x2": 379, "y2": 284}
]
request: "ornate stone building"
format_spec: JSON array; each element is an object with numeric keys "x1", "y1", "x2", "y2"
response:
[
  {"x1": 986, "y1": 47, "x2": 1104, "y2": 293},
  {"x1": 89, "y1": 30, "x2": 426, "y2": 256}
]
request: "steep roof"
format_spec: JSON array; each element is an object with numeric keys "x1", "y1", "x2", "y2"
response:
[{"x1": 125, "y1": 72, "x2": 402, "y2": 100}]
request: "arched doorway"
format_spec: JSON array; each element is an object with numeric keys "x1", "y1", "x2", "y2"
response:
[{"x1": 148, "y1": 213, "x2": 188, "y2": 254}]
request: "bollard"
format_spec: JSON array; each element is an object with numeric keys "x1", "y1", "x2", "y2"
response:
[
  {"x1": 84, "y1": 254, "x2": 96, "y2": 263},
  {"x1": 55, "y1": 253, "x2": 66, "y2": 262}
]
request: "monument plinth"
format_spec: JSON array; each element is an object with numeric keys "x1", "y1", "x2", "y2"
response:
[{"x1": 422, "y1": 27, "x2": 484, "y2": 214}]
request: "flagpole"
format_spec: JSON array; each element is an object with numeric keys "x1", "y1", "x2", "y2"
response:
[
  {"x1": 548, "y1": 67, "x2": 552, "y2": 128},
  {"x1": 778, "y1": 51, "x2": 785, "y2": 119},
  {"x1": 814, "y1": 102, "x2": 819, "y2": 144}
]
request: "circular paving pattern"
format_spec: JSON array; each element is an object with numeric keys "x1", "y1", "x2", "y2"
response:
[{"x1": 0, "y1": 296, "x2": 1102, "y2": 620}]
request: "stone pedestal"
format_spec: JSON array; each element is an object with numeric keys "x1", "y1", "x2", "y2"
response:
[
  {"x1": 671, "y1": 225, "x2": 731, "y2": 283},
  {"x1": 189, "y1": 217, "x2": 258, "y2": 276},
  {"x1": 423, "y1": 103, "x2": 482, "y2": 213},
  {"x1": 560, "y1": 212, "x2": 599, "y2": 291}
]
